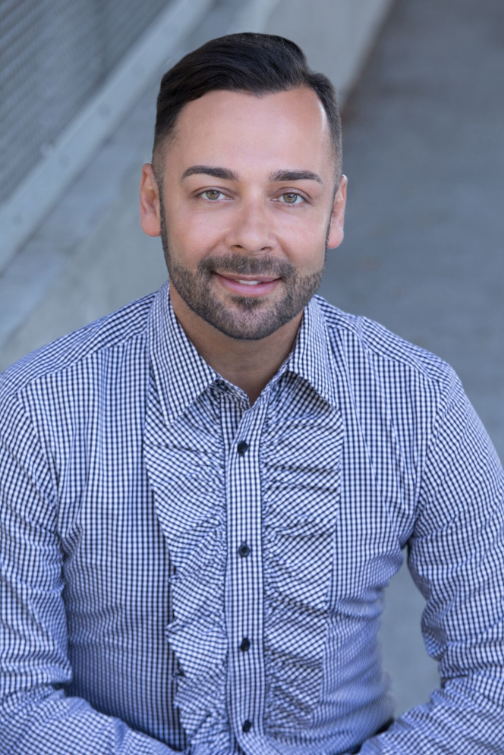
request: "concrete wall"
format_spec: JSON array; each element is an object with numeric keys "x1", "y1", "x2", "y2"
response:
[
  {"x1": 265, "y1": 0, "x2": 393, "y2": 103},
  {"x1": 0, "y1": 0, "x2": 394, "y2": 371}
]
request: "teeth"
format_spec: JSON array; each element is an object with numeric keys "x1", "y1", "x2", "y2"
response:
[{"x1": 237, "y1": 280, "x2": 261, "y2": 285}]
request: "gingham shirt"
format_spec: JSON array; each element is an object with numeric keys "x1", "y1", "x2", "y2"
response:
[{"x1": 1, "y1": 280, "x2": 503, "y2": 755}]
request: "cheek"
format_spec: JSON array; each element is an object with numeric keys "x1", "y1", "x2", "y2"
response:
[
  {"x1": 275, "y1": 200, "x2": 329, "y2": 246},
  {"x1": 279, "y1": 223, "x2": 327, "y2": 271},
  {"x1": 165, "y1": 210, "x2": 221, "y2": 264}
]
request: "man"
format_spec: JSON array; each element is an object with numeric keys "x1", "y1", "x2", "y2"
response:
[{"x1": 0, "y1": 32, "x2": 503, "y2": 755}]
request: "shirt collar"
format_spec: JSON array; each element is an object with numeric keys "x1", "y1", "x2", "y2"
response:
[
  {"x1": 281, "y1": 294, "x2": 337, "y2": 408},
  {"x1": 148, "y1": 280, "x2": 218, "y2": 427},
  {"x1": 148, "y1": 281, "x2": 337, "y2": 427}
]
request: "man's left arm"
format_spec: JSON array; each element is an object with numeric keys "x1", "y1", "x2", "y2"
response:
[{"x1": 361, "y1": 366, "x2": 504, "y2": 754}]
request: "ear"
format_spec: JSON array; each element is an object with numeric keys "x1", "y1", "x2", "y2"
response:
[
  {"x1": 140, "y1": 163, "x2": 161, "y2": 237},
  {"x1": 326, "y1": 174, "x2": 348, "y2": 249}
]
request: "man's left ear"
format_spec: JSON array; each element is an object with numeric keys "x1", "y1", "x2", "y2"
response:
[{"x1": 326, "y1": 174, "x2": 348, "y2": 250}]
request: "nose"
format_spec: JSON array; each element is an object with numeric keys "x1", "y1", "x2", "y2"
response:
[{"x1": 223, "y1": 196, "x2": 275, "y2": 254}]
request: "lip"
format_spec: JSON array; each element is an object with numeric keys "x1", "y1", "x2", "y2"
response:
[{"x1": 213, "y1": 272, "x2": 281, "y2": 297}]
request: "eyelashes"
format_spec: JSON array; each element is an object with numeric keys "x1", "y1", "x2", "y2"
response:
[{"x1": 197, "y1": 190, "x2": 307, "y2": 205}]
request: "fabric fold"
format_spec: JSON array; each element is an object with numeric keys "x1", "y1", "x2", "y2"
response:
[
  {"x1": 144, "y1": 379, "x2": 232, "y2": 754},
  {"x1": 261, "y1": 391, "x2": 344, "y2": 736}
]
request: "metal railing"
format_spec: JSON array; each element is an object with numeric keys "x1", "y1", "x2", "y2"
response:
[{"x1": 0, "y1": 0, "x2": 171, "y2": 205}]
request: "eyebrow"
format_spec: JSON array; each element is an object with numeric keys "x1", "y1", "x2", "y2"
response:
[{"x1": 180, "y1": 165, "x2": 323, "y2": 185}]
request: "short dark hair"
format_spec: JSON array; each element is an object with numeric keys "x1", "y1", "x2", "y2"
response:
[{"x1": 152, "y1": 32, "x2": 342, "y2": 182}]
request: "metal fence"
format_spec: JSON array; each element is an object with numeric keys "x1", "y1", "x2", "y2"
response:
[{"x1": 0, "y1": 0, "x2": 171, "y2": 206}]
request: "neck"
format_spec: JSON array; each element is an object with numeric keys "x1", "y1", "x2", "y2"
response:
[{"x1": 169, "y1": 286, "x2": 303, "y2": 405}]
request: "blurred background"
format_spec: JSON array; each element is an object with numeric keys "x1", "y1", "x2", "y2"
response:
[{"x1": 1, "y1": 0, "x2": 503, "y2": 720}]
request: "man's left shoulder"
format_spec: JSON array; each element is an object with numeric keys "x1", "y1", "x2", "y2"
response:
[{"x1": 313, "y1": 294, "x2": 454, "y2": 390}]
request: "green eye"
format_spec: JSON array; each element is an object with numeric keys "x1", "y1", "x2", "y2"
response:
[
  {"x1": 203, "y1": 190, "x2": 222, "y2": 200},
  {"x1": 281, "y1": 193, "x2": 302, "y2": 204}
]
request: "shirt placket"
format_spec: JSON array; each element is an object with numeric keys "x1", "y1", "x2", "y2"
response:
[{"x1": 221, "y1": 387, "x2": 270, "y2": 753}]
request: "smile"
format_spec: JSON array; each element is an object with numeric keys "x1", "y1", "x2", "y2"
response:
[{"x1": 213, "y1": 273, "x2": 281, "y2": 297}]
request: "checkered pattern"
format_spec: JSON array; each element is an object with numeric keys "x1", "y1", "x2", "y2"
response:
[{"x1": 1, "y1": 280, "x2": 503, "y2": 755}]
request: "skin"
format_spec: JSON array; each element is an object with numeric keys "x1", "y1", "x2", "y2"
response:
[{"x1": 140, "y1": 86, "x2": 347, "y2": 405}]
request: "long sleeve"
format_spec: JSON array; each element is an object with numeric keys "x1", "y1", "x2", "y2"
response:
[
  {"x1": 0, "y1": 393, "x2": 182, "y2": 755},
  {"x1": 360, "y1": 367, "x2": 504, "y2": 754}
]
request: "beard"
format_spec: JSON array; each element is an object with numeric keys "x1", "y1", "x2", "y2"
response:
[{"x1": 159, "y1": 200, "x2": 328, "y2": 341}]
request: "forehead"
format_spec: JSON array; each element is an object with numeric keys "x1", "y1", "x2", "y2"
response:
[{"x1": 166, "y1": 87, "x2": 333, "y2": 177}]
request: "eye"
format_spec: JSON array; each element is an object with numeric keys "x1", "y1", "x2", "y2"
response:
[
  {"x1": 279, "y1": 192, "x2": 305, "y2": 205},
  {"x1": 200, "y1": 189, "x2": 226, "y2": 201}
]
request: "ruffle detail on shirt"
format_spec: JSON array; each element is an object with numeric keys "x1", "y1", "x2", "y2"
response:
[
  {"x1": 144, "y1": 386, "x2": 232, "y2": 754},
  {"x1": 261, "y1": 394, "x2": 344, "y2": 736}
]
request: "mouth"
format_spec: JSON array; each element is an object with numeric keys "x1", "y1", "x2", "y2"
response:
[{"x1": 213, "y1": 272, "x2": 281, "y2": 297}]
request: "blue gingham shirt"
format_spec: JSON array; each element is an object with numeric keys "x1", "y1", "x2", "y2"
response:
[{"x1": 1, "y1": 280, "x2": 504, "y2": 755}]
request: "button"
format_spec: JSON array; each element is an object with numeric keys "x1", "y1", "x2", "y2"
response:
[
  {"x1": 242, "y1": 719, "x2": 252, "y2": 733},
  {"x1": 237, "y1": 441, "x2": 249, "y2": 455},
  {"x1": 240, "y1": 637, "x2": 250, "y2": 652},
  {"x1": 238, "y1": 542, "x2": 251, "y2": 558}
]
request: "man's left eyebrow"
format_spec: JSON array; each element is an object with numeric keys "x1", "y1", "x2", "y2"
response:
[{"x1": 269, "y1": 169, "x2": 323, "y2": 185}]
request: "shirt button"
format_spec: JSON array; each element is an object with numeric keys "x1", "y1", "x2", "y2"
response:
[
  {"x1": 242, "y1": 719, "x2": 252, "y2": 733},
  {"x1": 238, "y1": 542, "x2": 251, "y2": 558},
  {"x1": 237, "y1": 440, "x2": 249, "y2": 455},
  {"x1": 240, "y1": 637, "x2": 250, "y2": 652}
]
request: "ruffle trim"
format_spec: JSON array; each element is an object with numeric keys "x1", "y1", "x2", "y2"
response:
[
  {"x1": 145, "y1": 385, "x2": 232, "y2": 754},
  {"x1": 261, "y1": 389, "x2": 344, "y2": 735}
]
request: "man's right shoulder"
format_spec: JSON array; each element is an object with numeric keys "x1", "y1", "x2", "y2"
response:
[{"x1": 0, "y1": 290, "x2": 158, "y2": 403}]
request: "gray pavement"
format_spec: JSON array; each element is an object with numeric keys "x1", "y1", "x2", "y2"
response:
[{"x1": 320, "y1": 0, "x2": 504, "y2": 715}]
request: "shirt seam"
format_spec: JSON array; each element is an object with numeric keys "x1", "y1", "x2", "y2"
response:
[{"x1": 3, "y1": 318, "x2": 151, "y2": 407}]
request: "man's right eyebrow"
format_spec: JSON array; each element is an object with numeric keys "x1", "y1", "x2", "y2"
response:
[{"x1": 180, "y1": 165, "x2": 238, "y2": 182}]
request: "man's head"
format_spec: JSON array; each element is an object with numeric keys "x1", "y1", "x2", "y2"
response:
[
  {"x1": 151, "y1": 33, "x2": 343, "y2": 184},
  {"x1": 141, "y1": 33, "x2": 347, "y2": 341}
]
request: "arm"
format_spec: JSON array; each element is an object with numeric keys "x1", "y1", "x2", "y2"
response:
[
  {"x1": 0, "y1": 393, "x2": 183, "y2": 755},
  {"x1": 360, "y1": 367, "x2": 504, "y2": 754}
]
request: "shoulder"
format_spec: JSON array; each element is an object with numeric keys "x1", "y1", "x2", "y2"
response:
[
  {"x1": 314, "y1": 294, "x2": 455, "y2": 390},
  {"x1": 0, "y1": 290, "x2": 156, "y2": 406}
]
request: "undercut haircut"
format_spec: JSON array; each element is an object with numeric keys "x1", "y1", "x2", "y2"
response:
[{"x1": 152, "y1": 32, "x2": 342, "y2": 184}]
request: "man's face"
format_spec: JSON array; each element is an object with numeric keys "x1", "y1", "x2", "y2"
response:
[{"x1": 143, "y1": 87, "x2": 347, "y2": 340}]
